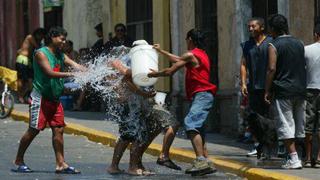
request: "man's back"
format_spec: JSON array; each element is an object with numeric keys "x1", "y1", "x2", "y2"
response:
[
  {"x1": 305, "y1": 42, "x2": 320, "y2": 89},
  {"x1": 270, "y1": 35, "x2": 306, "y2": 99}
]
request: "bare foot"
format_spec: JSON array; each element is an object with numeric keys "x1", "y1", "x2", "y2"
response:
[
  {"x1": 107, "y1": 166, "x2": 124, "y2": 174},
  {"x1": 18, "y1": 97, "x2": 25, "y2": 104}
]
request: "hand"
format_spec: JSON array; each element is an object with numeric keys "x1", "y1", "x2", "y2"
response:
[
  {"x1": 143, "y1": 90, "x2": 157, "y2": 98},
  {"x1": 110, "y1": 60, "x2": 123, "y2": 69},
  {"x1": 264, "y1": 91, "x2": 272, "y2": 104},
  {"x1": 240, "y1": 84, "x2": 248, "y2": 97},
  {"x1": 148, "y1": 69, "x2": 158, "y2": 78},
  {"x1": 153, "y1": 44, "x2": 161, "y2": 51}
]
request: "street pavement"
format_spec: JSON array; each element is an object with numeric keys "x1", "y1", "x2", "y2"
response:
[
  {"x1": 0, "y1": 117, "x2": 240, "y2": 180},
  {"x1": 10, "y1": 104, "x2": 320, "y2": 180}
]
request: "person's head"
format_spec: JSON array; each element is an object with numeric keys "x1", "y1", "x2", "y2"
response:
[
  {"x1": 63, "y1": 40, "x2": 73, "y2": 54},
  {"x1": 268, "y1": 14, "x2": 289, "y2": 38},
  {"x1": 94, "y1": 23, "x2": 103, "y2": 38},
  {"x1": 247, "y1": 17, "x2": 265, "y2": 38},
  {"x1": 45, "y1": 26, "x2": 67, "y2": 50},
  {"x1": 314, "y1": 23, "x2": 320, "y2": 42},
  {"x1": 32, "y1": 28, "x2": 47, "y2": 43},
  {"x1": 185, "y1": 29, "x2": 206, "y2": 50},
  {"x1": 114, "y1": 23, "x2": 127, "y2": 39}
]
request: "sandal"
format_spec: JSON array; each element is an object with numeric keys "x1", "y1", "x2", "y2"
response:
[
  {"x1": 12, "y1": 164, "x2": 33, "y2": 173},
  {"x1": 313, "y1": 160, "x2": 320, "y2": 168},
  {"x1": 303, "y1": 160, "x2": 312, "y2": 168},
  {"x1": 55, "y1": 166, "x2": 81, "y2": 174},
  {"x1": 157, "y1": 158, "x2": 181, "y2": 170}
]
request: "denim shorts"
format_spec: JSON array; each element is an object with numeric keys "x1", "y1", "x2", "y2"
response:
[{"x1": 184, "y1": 91, "x2": 214, "y2": 134}]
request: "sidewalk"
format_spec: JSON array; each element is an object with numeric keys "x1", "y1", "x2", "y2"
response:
[{"x1": 11, "y1": 104, "x2": 316, "y2": 180}]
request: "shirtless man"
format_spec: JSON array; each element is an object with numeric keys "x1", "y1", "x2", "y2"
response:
[{"x1": 16, "y1": 28, "x2": 46, "y2": 103}]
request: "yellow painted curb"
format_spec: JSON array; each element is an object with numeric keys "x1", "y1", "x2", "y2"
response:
[{"x1": 10, "y1": 110, "x2": 308, "y2": 180}]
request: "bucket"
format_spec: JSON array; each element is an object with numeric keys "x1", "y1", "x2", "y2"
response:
[
  {"x1": 130, "y1": 40, "x2": 158, "y2": 87},
  {"x1": 154, "y1": 92, "x2": 167, "y2": 106},
  {"x1": 60, "y1": 95, "x2": 73, "y2": 110}
]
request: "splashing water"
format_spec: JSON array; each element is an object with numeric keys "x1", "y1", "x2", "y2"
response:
[{"x1": 69, "y1": 46, "x2": 176, "y2": 142}]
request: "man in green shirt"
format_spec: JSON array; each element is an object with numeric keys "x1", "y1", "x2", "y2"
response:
[{"x1": 14, "y1": 27, "x2": 86, "y2": 174}]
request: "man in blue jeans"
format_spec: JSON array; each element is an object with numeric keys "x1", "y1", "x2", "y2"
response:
[{"x1": 148, "y1": 29, "x2": 217, "y2": 176}]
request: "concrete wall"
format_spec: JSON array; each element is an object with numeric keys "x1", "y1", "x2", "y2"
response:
[
  {"x1": 288, "y1": 0, "x2": 314, "y2": 45},
  {"x1": 216, "y1": 0, "x2": 251, "y2": 134},
  {"x1": 63, "y1": 0, "x2": 104, "y2": 51}
]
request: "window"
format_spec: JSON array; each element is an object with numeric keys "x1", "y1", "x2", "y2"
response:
[
  {"x1": 126, "y1": 0, "x2": 153, "y2": 44},
  {"x1": 252, "y1": 0, "x2": 277, "y2": 31},
  {"x1": 195, "y1": 0, "x2": 218, "y2": 86}
]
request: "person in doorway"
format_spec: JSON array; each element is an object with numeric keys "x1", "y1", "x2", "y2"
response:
[
  {"x1": 103, "y1": 23, "x2": 133, "y2": 54},
  {"x1": 265, "y1": 14, "x2": 306, "y2": 169},
  {"x1": 304, "y1": 22, "x2": 320, "y2": 168},
  {"x1": 240, "y1": 17, "x2": 273, "y2": 158},
  {"x1": 14, "y1": 26, "x2": 86, "y2": 174},
  {"x1": 148, "y1": 29, "x2": 217, "y2": 176},
  {"x1": 16, "y1": 28, "x2": 46, "y2": 103}
]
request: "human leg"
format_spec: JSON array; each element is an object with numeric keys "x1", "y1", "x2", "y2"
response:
[
  {"x1": 15, "y1": 127, "x2": 39, "y2": 165},
  {"x1": 107, "y1": 137, "x2": 130, "y2": 174}
]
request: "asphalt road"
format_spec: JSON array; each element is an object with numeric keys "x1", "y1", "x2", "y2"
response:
[{"x1": 0, "y1": 117, "x2": 241, "y2": 180}]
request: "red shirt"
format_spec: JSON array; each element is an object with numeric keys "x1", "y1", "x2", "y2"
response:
[{"x1": 185, "y1": 48, "x2": 217, "y2": 100}]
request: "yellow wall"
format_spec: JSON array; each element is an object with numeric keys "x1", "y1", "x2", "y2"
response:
[{"x1": 153, "y1": 0, "x2": 171, "y2": 92}]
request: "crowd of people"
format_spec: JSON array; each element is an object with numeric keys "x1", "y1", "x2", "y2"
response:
[{"x1": 10, "y1": 12, "x2": 320, "y2": 177}]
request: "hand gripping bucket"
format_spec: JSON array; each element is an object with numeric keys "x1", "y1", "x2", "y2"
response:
[{"x1": 129, "y1": 40, "x2": 158, "y2": 87}]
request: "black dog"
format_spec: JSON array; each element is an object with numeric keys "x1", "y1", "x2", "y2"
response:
[{"x1": 244, "y1": 111, "x2": 278, "y2": 159}]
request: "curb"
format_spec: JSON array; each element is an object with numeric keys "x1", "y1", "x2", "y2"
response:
[{"x1": 10, "y1": 110, "x2": 307, "y2": 180}]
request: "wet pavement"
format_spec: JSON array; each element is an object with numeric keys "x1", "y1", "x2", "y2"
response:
[
  {"x1": 11, "y1": 104, "x2": 320, "y2": 180},
  {"x1": 0, "y1": 117, "x2": 241, "y2": 179}
]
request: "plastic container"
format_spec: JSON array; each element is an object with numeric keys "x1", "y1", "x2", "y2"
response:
[
  {"x1": 129, "y1": 40, "x2": 158, "y2": 87},
  {"x1": 154, "y1": 92, "x2": 167, "y2": 106},
  {"x1": 60, "y1": 95, "x2": 73, "y2": 110}
]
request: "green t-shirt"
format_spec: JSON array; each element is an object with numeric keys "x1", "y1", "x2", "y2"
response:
[{"x1": 33, "y1": 47, "x2": 65, "y2": 101}]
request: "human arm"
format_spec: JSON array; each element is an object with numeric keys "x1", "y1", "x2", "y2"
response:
[
  {"x1": 264, "y1": 45, "x2": 277, "y2": 104},
  {"x1": 148, "y1": 52, "x2": 193, "y2": 77},
  {"x1": 35, "y1": 51, "x2": 72, "y2": 78},
  {"x1": 123, "y1": 75, "x2": 156, "y2": 98},
  {"x1": 110, "y1": 59, "x2": 131, "y2": 76},
  {"x1": 64, "y1": 54, "x2": 87, "y2": 72},
  {"x1": 153, "y1": 44, "x2": 184, "y2": 63},
  {"x1": 240, "y1": 55, "x2": 248, "y2": 97}
]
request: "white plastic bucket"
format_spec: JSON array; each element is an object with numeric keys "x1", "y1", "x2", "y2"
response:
[
  {"x1": 130, "y1": 40, "x2": 158, "y2": 87},
  {"x1": 154, "y1": 92, "x2": 167, "y2": 106}
]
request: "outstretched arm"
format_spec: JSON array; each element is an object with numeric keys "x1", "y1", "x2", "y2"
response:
[
  {"x1": 64, "y1": 54, "x2": 87, "y2": 72},
  {"x1": 153, "y1": 44, "x2": 183, "y2": 63},
  {"x1": 148, "y1": 52, "x2": 193, "y2": 77}
]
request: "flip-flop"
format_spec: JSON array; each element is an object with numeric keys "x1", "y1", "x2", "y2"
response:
[
  {"x1": 127, "y1": 169, "x2": 155, "y2": 176},
  {"x1": 55, "y1": 166, "x2": 81, "y2": 174},
  {"x1": 12, "y1": 164, "x2": 33, "y2": 173},
  {"x1": 157, "y1": 158, "x2": 182, "y2": 170}
]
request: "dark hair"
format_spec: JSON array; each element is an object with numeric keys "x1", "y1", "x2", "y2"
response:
[
  {"x1": 94, "y1": 23, "x2": 103, "y2": 32},
  {"x1": 32, "y1": 28, "x2": 47, "y2": 37},
  {"x1": 315, "y1": 23, "x2": 320, "y2": 36},
  {"x1": 114, "y1": 23, "x2": 126, "y2": 32},
  {"x1": 65, "y1": 40, "x2": 73, "y2": 47},
  {"x1": 248, "y1": 17, "x2": 265, "y2": 29},
  {"x1": 45, "y1": 26, "x2": 67, "y2": 45},
  {"x1": 268, "y1": 14, "x2": 289, "y2": 35},
  {"x1": 186, "y1": 29, "x2": 206, "y2": 49}
]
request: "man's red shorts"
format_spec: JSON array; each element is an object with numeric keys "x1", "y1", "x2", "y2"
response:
[{"x1": 29, "y1": 90, "x2": 65, "y2": 130}]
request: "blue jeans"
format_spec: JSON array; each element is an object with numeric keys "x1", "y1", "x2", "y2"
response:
[{"x1": 184, "y1": 91, "x2": 214, "y2": 135}]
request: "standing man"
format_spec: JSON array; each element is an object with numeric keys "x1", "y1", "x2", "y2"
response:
[
  {"x1": 148, "y1": 29, "x2": 217, "y2": 176},
  {"x1": 240, "y1": 17, "x2": 273, "y2": 158},
  {"x1": 14, "y1": 27, "x2": 86, "y2": 174},
  {"x1": 304, "y1": 22, "x2": 320, "y2": 168},
  {"x1": 265, "y1": 14, "x2": 306, "y2": 169}
]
